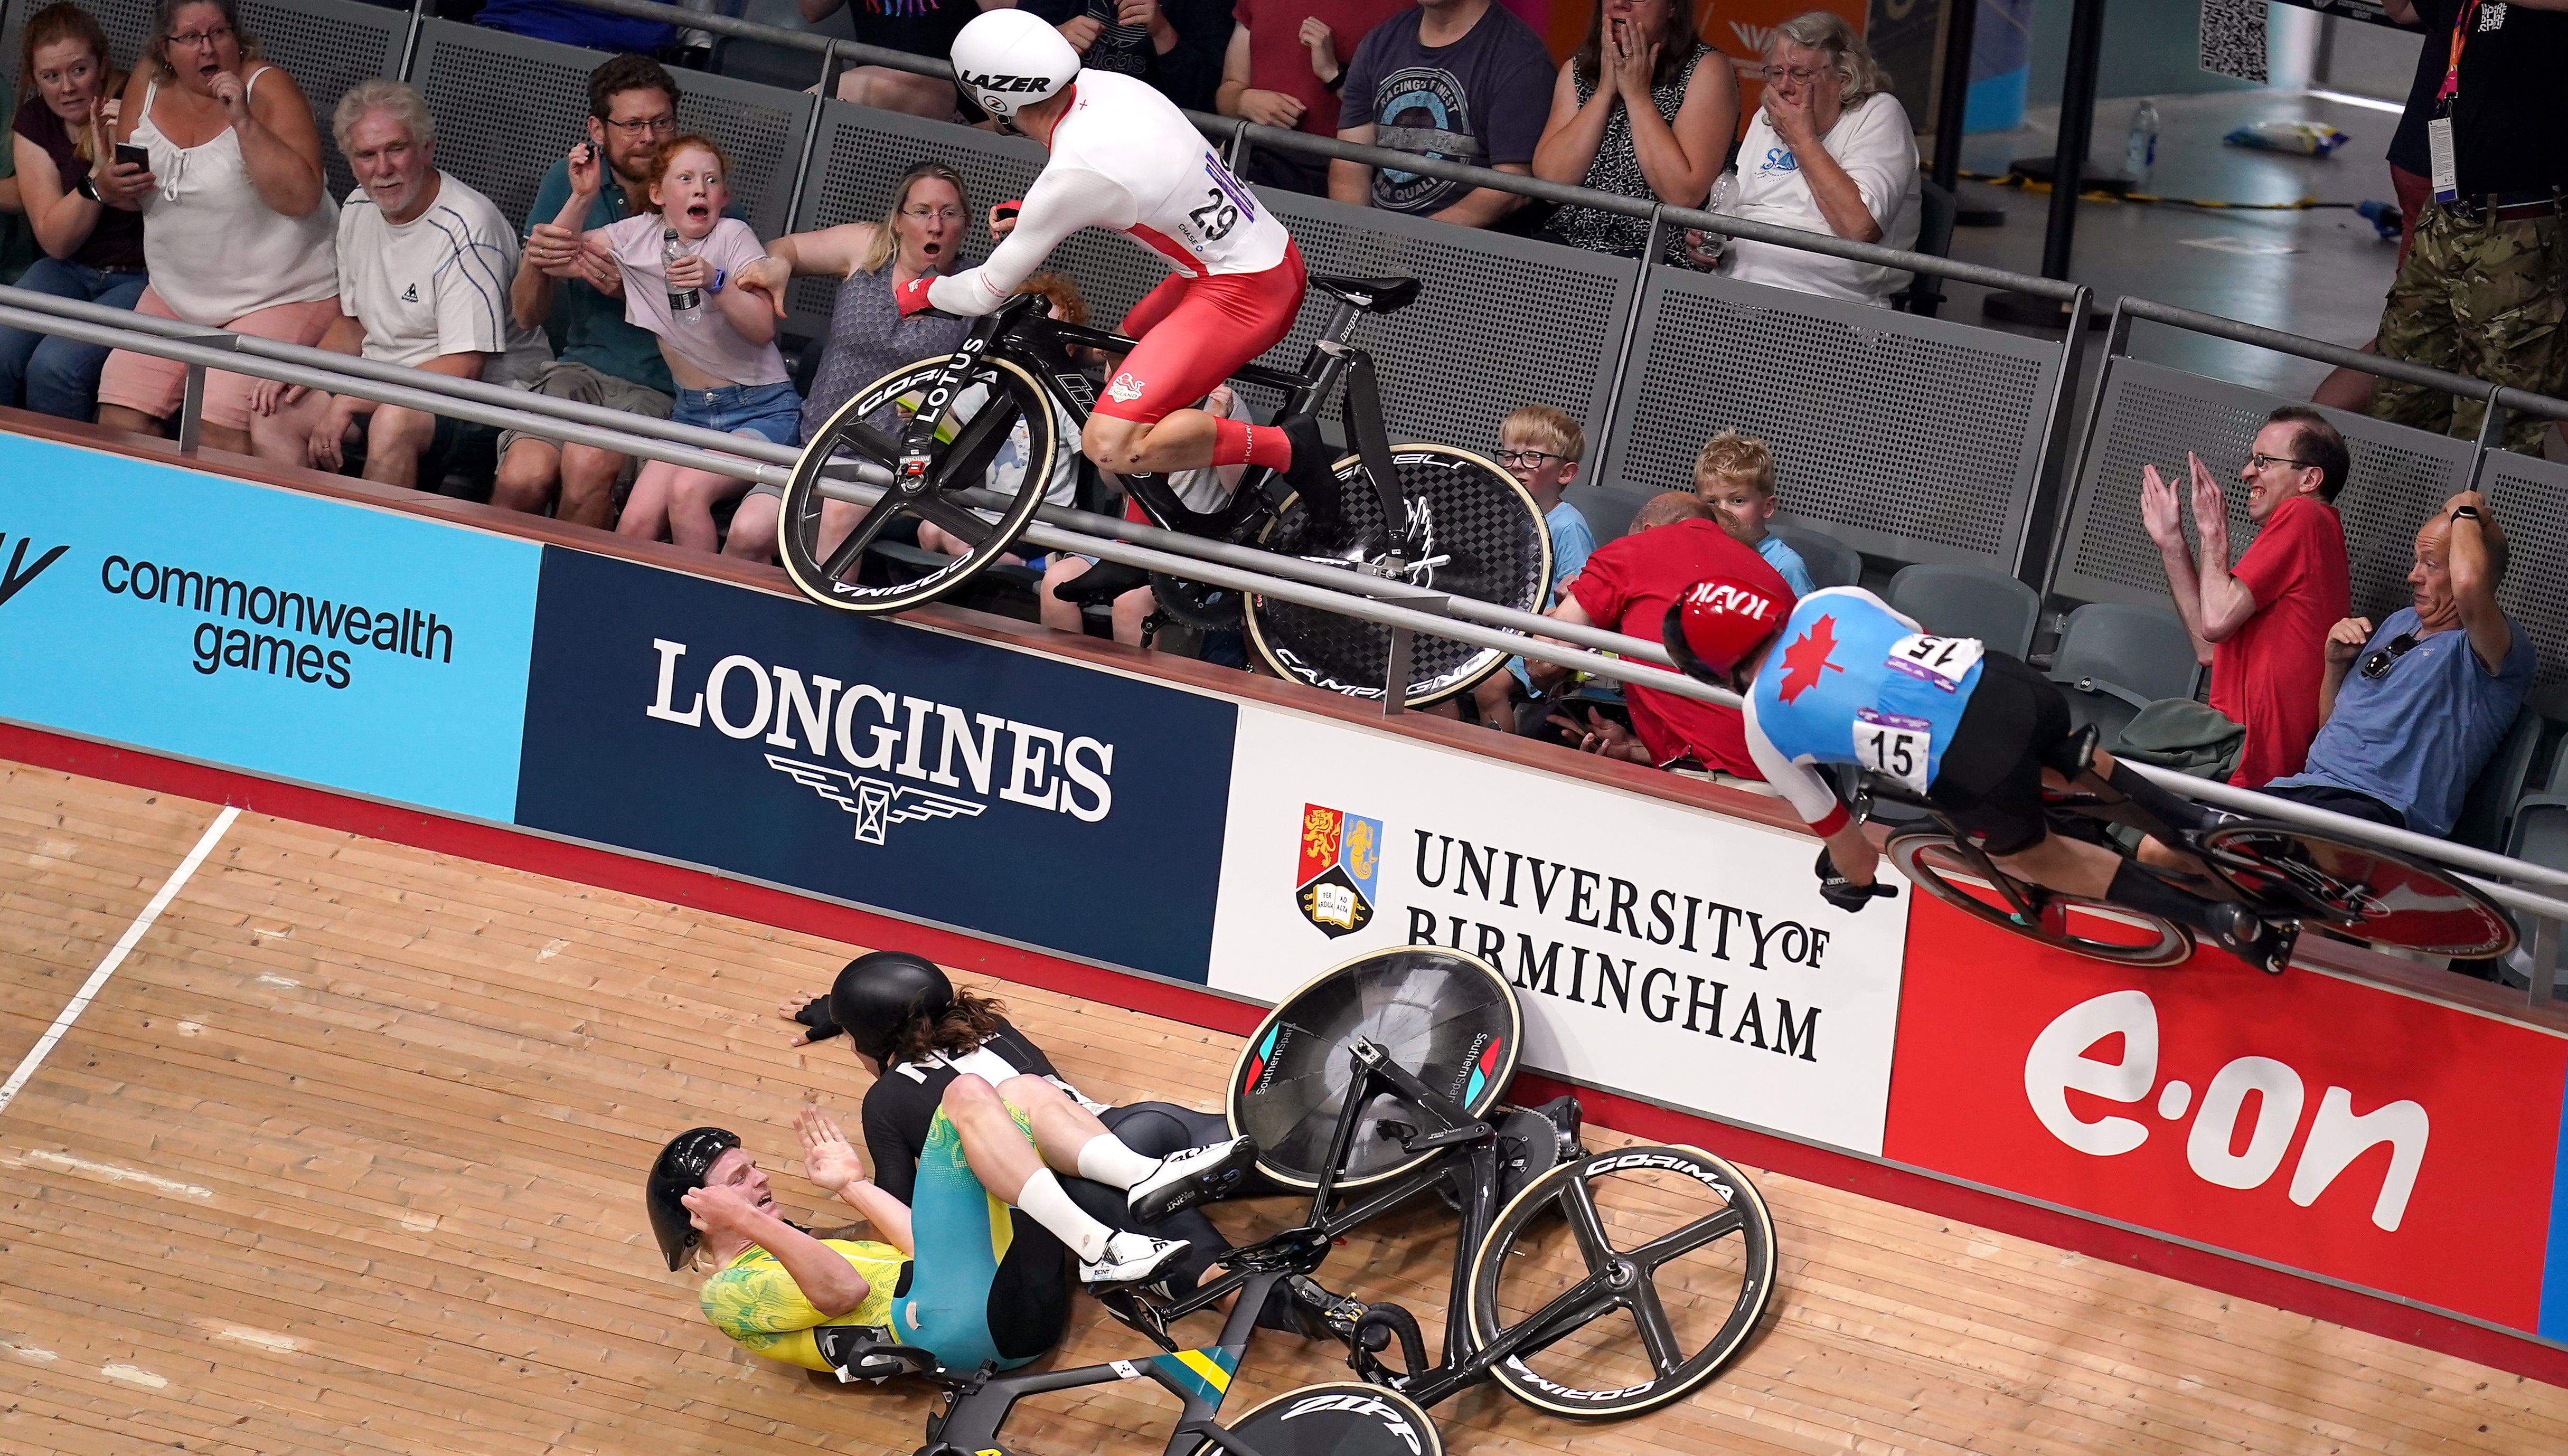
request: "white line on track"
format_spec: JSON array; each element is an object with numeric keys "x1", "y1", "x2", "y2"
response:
[{"x1": 0, "y1": 805, "x2": 239, "y2": 1117}]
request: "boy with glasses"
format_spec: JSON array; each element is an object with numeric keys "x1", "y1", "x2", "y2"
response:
[
  {"x1": 2140, "y1": 405, "x2": 2351, "y2": 787},
  {"x1": 1469, "y1": 404, "x2": 1596, "y2": 731}
]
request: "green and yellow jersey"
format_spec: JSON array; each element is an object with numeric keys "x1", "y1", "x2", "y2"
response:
[{"x1": 698, "y1": 1238, "x2": 908, "y2": 1371}]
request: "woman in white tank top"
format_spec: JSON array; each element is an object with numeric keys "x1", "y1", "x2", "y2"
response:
[{"x1": 95, "y1": 0, "x2": 340, "y2": 455}]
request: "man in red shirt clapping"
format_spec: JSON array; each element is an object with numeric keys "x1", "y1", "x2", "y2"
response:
[{"x1": 2141, "y1": 406, "x2": 2353, "y2": 787}]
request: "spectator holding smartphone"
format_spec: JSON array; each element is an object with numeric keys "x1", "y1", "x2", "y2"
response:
[
  {"x1": 93, "y1": 0, "x2": 338, "y2": 454},
  {"x1": 4, "y1": 4, "x2": 147, "y2": 421},
  {"x1": 551, "y1": 133, "x2": 798, "y2": 554}
]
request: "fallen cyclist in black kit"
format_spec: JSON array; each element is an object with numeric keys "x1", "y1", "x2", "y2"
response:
[{"x1": 781, "y1": 951, "x2": 1265, "y2": 1297}]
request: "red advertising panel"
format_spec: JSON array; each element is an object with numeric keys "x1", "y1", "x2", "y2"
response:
[{"x1": 1886, "y1": 896, "x2": 2568, "y2": 1331}]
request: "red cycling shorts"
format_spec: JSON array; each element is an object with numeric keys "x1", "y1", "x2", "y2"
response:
[{"x1": 1093, "y1": 239, "x2": 1307, "y2": 424}]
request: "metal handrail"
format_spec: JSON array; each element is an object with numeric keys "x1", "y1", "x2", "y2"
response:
[
  {"x1": 544, "y1": 0, "x2": 2077, "y2": 300},
  {"x1": 7, "y1": 282, "x2": 2563, "y2": 999},
  {"x1": 2117, "y1": 295, "x2": 2568, "y2": 423},
  {"x1": 0, "y1": 297, "x2": 1715, "y2": 704}
]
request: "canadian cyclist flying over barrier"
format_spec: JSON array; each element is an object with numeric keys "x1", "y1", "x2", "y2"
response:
[
  {"x1": 1663, "y1": 578, "x2": 2297, "y2": 973},
  {"x1": 909, "y1": 11, "x2": 1338, "y2": 507}
]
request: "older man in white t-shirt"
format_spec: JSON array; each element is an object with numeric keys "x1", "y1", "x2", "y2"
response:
[
  {"x1": 249, "y1": 80, "x2": 549, "y2": 488},
  {"x1": 1689, "y1": 11, "x2": 1920, "y2": 306}
]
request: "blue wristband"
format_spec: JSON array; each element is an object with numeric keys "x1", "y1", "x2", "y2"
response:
[{"x1": 709, "y1": 268, "x2": 726, "y2": 294}]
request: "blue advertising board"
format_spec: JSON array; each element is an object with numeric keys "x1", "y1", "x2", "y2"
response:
[
  {"x1": 515, "y1": 547, "x2": 1238, "y2": 982},
  {"x1": 0, "y1": 434, "x2": 539, "y2": 819}
]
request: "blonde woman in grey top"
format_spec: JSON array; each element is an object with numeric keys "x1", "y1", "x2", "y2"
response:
[{"x1": 725, "y1": 160, "x2": 974, "y2": 564}]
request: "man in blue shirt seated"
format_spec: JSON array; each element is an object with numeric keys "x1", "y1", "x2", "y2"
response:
[{"x1": 2262, "y1": 491, "x2": 2533, "y2": 837}]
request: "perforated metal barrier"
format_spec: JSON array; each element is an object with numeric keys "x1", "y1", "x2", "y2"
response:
[
  {"x1": 784, "y1": 106, "x2": 1633, "y2": 456},
  {"x1": 2470, "y1": 449, "x2": 2568, "y2": 697},
  {"x1": 1, "y1": 0, "x2": 407, "y2": 207},
  {"x1": 409, "y1": 17, "x2": 808, "y2": 244},
  {"x1": 2050, "y1": 358, "x2": 2473, "y2": 616},
  {"x1": 2048, "y1": 356, "x2": 2567, "y2": 695},
  {"x1": 1605, "y1": 266, "x2": 2062, "y2": 572}
]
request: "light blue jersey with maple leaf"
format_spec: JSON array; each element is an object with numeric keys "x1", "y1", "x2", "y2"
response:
[{"x1": 1741, "y1": 586, "x2": 1988, "y2": 824}]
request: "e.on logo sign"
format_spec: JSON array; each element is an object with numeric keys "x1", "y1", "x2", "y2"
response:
[
  {"x1": 2026, "y1": 991, "x2": 2424, "y2": 1231},
  {"x1": 1884, "y1": 896, "x2": 2568, "y2": 1331}
]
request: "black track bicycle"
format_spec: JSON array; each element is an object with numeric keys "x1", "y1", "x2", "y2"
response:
[
  {"x1": 775, "y1": 277, "x2": 1550, "y2": 707},
  {"x1": 1873, "y1": 731, "x2": 2518, "y2": 968},
  {"x1": 819, "y1": 948, "x2": 1775, "y2": 1455}
]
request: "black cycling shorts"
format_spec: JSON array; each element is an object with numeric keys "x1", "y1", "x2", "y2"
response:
[{"x1": 1926, "y1": 650, "x2": 2073, "y2": 857}]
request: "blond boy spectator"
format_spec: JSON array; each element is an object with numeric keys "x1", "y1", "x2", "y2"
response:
[
  {"x1": 1470, "y1": 403, "x2": 1597, "y2": 730},
  {"x1": 1691, "y1": 430, "x2": 1813, "y2": 595}
]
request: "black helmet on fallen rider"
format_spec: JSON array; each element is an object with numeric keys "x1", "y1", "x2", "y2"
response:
[
  {"x1": 828, "y1": 950, "x2": 954, "y2": 1063},
  {"x1": 647, "y1": 1125, "x2": 742, "y2": 1272}
]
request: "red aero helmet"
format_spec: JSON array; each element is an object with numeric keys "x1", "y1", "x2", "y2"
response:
[{"x1": 1663, "y1": 576, "x2": 1790, "y2": 684}]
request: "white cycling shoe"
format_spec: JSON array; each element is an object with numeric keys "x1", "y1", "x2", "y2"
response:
[
  {"x1": 1080, "y1": 1230, "x2": 1191, "y2": 1288},
  {"x1": 1127, "y1": 1136, "x2": 1257, "y2": 1224}
]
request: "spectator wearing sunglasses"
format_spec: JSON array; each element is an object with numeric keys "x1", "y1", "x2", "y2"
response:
[
  {"x1": 2261, "y1": 491, "x2": 2533, "y2": 837},
  {"x1": 2140, "y1": 406, "x2": 2351, "y2": 787}
]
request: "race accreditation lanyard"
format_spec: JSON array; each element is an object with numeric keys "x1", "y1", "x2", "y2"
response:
[{"x1": 2428, "y1": 0, "x2": 2487, "y2": 204}]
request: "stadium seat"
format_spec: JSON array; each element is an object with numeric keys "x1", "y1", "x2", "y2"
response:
[
  {"x1": 1581, "y1": 485, "x2": 1652, "y2": 544},
  {"x1": 2451, "y1": 707, "x2": 2547, "y2": 854},
  {"x1": 1889, "y1": 178, "x2": 1958, "y2": 318},
  {"x1": 2501, "y1": 793, "x2": 2568, "y2": 994},
  {"x1": 1770, "y1": 520, "x2": 1862, "y2": 590},
  {"x1": 1884, "y1": 562, "x2": 2042, "y2": 658},
  {"x1": 2045, "y1": 601, "x2": 2204, "y2": 744}
]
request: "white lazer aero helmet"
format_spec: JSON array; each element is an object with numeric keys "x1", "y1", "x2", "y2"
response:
[{"x1": 950, "y1": 10, "x2": 1080, "y2": 122}]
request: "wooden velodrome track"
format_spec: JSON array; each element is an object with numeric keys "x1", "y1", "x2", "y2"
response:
[{"x1": 2, "y1": 760, "x2": 2562, "y2": 1456}]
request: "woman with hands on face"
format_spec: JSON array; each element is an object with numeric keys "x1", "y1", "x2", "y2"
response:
[
  {"x1": 1682, "y1": 10, "x2": 1918, "y2": 304},
  {"x1": 90, "y1": 0, "x2": 340, "y2": 454},
  {"x1": 3, "y1": 3, "x2": 150, "y2": 420},
  {"x1": 1532, "y1": 0, "x2": 1733, "y2": 260}
]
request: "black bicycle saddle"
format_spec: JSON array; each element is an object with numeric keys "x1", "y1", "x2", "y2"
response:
[{"x1": 1311, "y1": 276, "x2": 1422, "y2": 314}]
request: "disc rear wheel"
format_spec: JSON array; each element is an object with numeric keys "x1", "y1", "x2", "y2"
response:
[
  {"x1": 2198, "y1": 820, "x2": 2516, "y2": 958},
  {"x1": 1246, "y1": 444, "x2": 1547, "y2": 707},
  {"x1": 1888, "y1": 831, "x2": 2196, "y2": 967},
  {"x1": 777, "y1": 353, "x2": 1058, "y2": 614},
  {"x1": 1228, "y1": 946, "x2": 1519, "y2": 1190}
]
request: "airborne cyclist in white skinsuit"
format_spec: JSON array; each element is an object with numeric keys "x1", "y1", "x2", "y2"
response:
[{"x1": 907, "y1": 10, "x2": 1340, "y2": 506}]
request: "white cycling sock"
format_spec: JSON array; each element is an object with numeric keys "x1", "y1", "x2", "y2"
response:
[
  {"x1": 1015, "y1": 1168, "x2": 1112, "y2": 1262},
  {"x1": 1075, "y1": 1133, "x2": 1161, "y2": 1190}
]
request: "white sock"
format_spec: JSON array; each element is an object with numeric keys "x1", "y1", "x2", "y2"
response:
[
  {"x1": 1016, "y1": 1168, "x2": 1113, "y2": 1262},
  {"x1": 1076, "y1": 1133, "x2": 1162, "y2": 1190}
]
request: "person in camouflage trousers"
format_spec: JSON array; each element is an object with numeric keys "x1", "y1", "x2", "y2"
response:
[
  {"x1": 2369, "y1": 203, "x2": 2564, "y2": 456},
  {"x1": 2360, "y1": 0, "x2": 2566, "y2": 457}
]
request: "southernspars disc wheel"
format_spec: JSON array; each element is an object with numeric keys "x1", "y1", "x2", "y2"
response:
[{"x1": 1227, "y1": 946, "x2": 1519, "y2": 1189}]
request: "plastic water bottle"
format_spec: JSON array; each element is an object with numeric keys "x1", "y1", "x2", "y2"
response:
[
  {"x1": 663, "y1": 227, "x2": 703, "y2": 324},
  {"x1": 1695, "y1": 170, "x2": 1738, "y2": 264},
  {"x1": 2124, "y1": 99, "x2": 2160, "y2": 188}
]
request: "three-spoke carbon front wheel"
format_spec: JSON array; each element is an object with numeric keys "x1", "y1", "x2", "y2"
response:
[
  {"x1": 1888, "y1": 831, "x2": 2197, "y2": 967},
  {"x1": 1464, "y1": 1143, "x2": 1775, "y2": 1419},
  {"x1": 1247, "y1": 444, "x2": 1548, "y2": 708},
  {"x1": 777, "y1": 353, "x2": 1059, "y2": 614}
]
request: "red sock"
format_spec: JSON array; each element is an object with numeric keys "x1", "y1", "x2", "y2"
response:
[{"x1": 1211, "y1": 417, "x2": 1288, "y2": 470}]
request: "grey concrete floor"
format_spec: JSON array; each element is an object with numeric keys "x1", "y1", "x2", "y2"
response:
[{"x1": 1942, "y1": 88, "x2": 2410, "y2": 399}]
